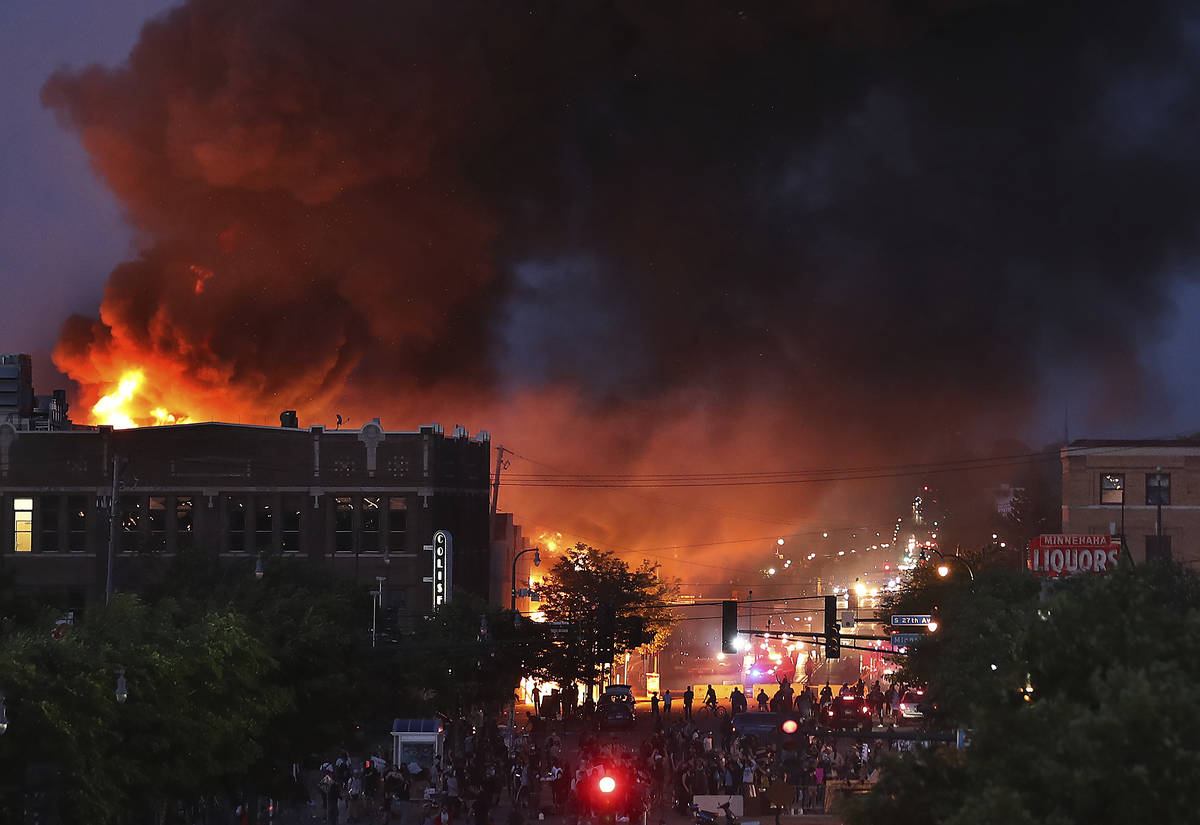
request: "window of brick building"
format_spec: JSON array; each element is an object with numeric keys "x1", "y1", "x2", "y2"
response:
[
  {"x1": 121, "y1": 496, "x2": 144, "y2": 553},
  {"x1": 13, "y1": 498, "x2": 32, "y2": 553},
  {"x1": 226, "y1": 495, "x2": 247, "y2": 553},
  {"x1": 388, "y1": 497, "x2": 407, "y2": 552},
  {"x1": 1146, "y1": 535, "x2": 1172, "y2": 561},
  {"x1": 148, "y1": 497, "x2": 167, "y2": 553},
  {"x1": 281, "y1": 495, "x2": 303, "y2": 553},
  {"x1": 1100, "y1": 473, "x2": 1124, "y2": 505},
  {"x1": 1146, "y1": 473, "x2": 1171, "y2": 506},
  {"x1": 334, "y1": 497, "x2": 354, "y2": 552},
  {"x1": 40, "y1": 495, "x2": 60, "y2": 552},
  {"x1": 256, "y1": 498, "x2": 274, "y2": 553},
  {"x1": 361, "y1": 497, "x2": 381, "y2": 552},
  {"x1": 176, "y1": 497, "x2": 194, "y2": 551},
  {"x1": 67, "y1": 496, "x2": 87, "y2": 552}
]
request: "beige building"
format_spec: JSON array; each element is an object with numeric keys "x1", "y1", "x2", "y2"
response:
[{"x1": 1062, "y1": 439, "x2": 1200, "y2": 567}]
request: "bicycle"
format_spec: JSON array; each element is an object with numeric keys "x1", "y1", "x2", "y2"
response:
[{"x1": 698, "y1": 702, "x2": 730, "y2": 721}]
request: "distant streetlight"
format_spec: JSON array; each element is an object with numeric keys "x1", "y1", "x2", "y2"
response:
[
  {"x1": 920, "y1": 548, "x2": 975, "y2": 582},
  {"x1": 511, "y1": 547, "x2": 542, "y2": 612}
]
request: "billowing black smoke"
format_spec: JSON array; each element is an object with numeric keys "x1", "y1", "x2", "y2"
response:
[{"x1": 39, "y1": 0, "x2": 1200, "y2": 554}]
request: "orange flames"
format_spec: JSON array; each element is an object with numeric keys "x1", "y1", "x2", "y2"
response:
[
  {"x1": 90, "y1": 369, "x2": 192, "y2": 429},
  {"x1": 537, "y1": 531, "x2": 564, "y2": 553}
]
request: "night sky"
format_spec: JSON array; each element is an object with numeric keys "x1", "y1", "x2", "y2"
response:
[{"x1": 4, "y1": 0, "x2": 1200, "y2": 558}]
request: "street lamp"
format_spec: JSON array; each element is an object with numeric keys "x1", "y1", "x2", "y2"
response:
[
  {"x1": 511, "y1": 547, "x2": 541, "y2": 612},
  {"x1": 920, "y1": 548, "x2": 975, "y2": 581}
]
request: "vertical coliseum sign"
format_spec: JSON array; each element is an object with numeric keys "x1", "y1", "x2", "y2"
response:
[
  {"x1": 1027, "y1": 534, "x2": 1120, "y2": 577},
  {"x1": 432, "y1": 530, "x2": 453, "y2": 607}
]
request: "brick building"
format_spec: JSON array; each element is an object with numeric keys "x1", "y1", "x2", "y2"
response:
[
  {"x1": 1061, "y1": 439, "x2": 1200, "y2": 566},
  {"x1": 0, "y1": 419, "x2": 492, "y2": 609}
]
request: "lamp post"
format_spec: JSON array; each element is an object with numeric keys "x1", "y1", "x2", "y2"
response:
[
  {"x1": 370, "y1": 587, "x2": 381, "y2": 648},
  {"x1": 920, "y1": 548, "x2": 975, "y2": 581},
  {"x1": 511, "y1": 547, "x2": 542, "y2": 612}
]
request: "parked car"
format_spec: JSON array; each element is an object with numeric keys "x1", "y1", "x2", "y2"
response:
[
  {"x1": 822, "y1": 694, "x2": 874, "y2": 731},
  {"x1": 730, "y1": 712, "x2": 800, "y2": 747},
  {"x1": 898, "y1": 689, "x2": 932, "y2": 719},
  {"x1": 603, "y1": 684, "x2": 636, "y2": 702},
  {"x1": 597, "y1": 699, "x2": 636, "y2": 730}
]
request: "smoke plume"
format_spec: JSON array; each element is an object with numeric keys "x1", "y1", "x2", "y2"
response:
[{"x1": 42, "y1": 0, "x2": 1200, "y2": 572}]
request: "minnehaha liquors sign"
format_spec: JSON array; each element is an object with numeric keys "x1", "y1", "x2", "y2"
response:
[{"x1": 1027, "y1": 534, "x2": 1121, "y2": 577}]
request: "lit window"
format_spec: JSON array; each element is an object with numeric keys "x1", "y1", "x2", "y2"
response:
[
  {"x1": 1146, "y1": 473, "x2": 1171, "y2": 506},
  {"x1": 13, "y1": 498, "x2": 32, "y2": 553},
  {"x1": 1100, "y1": 474, "x2": 1124, "y2": 505}
]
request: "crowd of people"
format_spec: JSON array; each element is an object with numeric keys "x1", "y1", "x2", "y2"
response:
[{"x1": 305, "y1": 677, "x2": 924, "y2": 825}]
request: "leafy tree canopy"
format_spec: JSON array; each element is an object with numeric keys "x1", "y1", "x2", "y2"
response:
[{"x1": 848, "y1": 560, "x2": 1200, "y2": 825}]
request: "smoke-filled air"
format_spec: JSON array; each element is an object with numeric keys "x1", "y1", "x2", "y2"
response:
[{"x1": 40, "y1": 0, "x2": 1200, "y2": 565}]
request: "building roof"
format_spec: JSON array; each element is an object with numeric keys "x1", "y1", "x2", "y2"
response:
[{"x1": 1069, "y1": 439, "x2": 1200, "y2": 449}]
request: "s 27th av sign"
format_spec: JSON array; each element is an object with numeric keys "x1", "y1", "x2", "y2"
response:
[
  {"x1": 1027, "y1": 534, "x2": 1120, "y2": 577},
  {"x1": 890, "y1": 615, "x2": 933, "y2": 626}
]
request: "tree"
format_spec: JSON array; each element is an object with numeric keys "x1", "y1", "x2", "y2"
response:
[
  {"x1": 536, "y1": 544, "x2": 679, "y2": 691},
  {"x1": 398, "y1": 595, "x2": 552, "y2": 717},
  {"x1": 0, "y1": 593, "x2": 285, "y2": 823},
  {"x1": 847, "y1": 560, "x2": 1200, "y2": 825}
]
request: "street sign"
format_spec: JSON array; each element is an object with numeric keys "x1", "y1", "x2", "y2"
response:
[
  {"x1": 890, "y1": 633, "x2": 925, "y2": 647},
  {"x1": 890, "y1": 615, "x2": 932, "y2": 626}
]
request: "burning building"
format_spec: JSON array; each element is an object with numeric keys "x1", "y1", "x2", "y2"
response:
[{"x1": 0, "y1": 417, "x2": 491, "y2": 609}]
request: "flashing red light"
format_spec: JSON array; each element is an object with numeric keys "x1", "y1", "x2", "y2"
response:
[
  {"x1": 781, "y1": 719, "x2": 799, "y2": 734},
  {"x1": 598, "y1": 776, "x2": 616, "y2": 794}
]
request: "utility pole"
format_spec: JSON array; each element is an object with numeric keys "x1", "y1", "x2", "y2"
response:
[
  {"x1": 105, "y1": 455, "x2": 123, "y2": 605},
  {"x1": 490, "y1": 444, "x2": 508, "y2": 521}
]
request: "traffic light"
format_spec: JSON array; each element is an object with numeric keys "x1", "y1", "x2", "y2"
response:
[
  {"x1": 823, "y1": 595, "x2": 840, "y2": 659},
  {"x1": 597, "y1": 603, "x2": 616, "y2": 655},
  {"x1": 721, "y1": 600, "x2": 738, "y2": 654},
  {"x1": 624, "y1": 616, "x2": 647, "y2": 647},
  {"x1": 780, "y1": 716, "x2": 801, "y2": 750}
]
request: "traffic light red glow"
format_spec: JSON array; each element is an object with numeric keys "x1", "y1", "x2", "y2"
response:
[
  {"x1": 598, "y1": 776, "x2": 616, "y2": 794},
  {"x1": 781, "y1": 719, "x2": 799, "y2": 734}
]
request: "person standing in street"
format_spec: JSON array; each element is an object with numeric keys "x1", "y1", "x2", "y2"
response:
[
  {"x1": 651, "y1": 691, "x2": 660, "y2": 717},
  {"x1": 683, "y1": 686, "x2": 694, "y2": 719},
  {"x1": 663, "y1": 689, "x2": 673, "y2": 715}
]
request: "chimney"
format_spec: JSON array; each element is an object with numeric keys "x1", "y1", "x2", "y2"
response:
[{"x1": 280, "y1": 410, "x2": 299, "y2": 428}]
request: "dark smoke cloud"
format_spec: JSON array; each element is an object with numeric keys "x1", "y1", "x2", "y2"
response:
[{"x1": 40, "y1": 0, "x2": 1200, "y2": 557}]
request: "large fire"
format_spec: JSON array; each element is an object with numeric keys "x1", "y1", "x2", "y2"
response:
[{"x1": 90, "y1": 369, "x2": 192, "y2": 429}]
